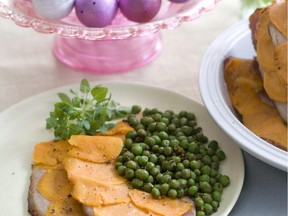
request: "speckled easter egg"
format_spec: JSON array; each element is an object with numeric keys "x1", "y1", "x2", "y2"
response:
[
  {"x1": 75, "y1": 0, "x2": 118, "y2": 27},
  {"x1": 32, "y1": 0, "x2": 75, "y2": 20},
  {"x1": 119, "y1": 0, "x2": 161, "y2": 23}
]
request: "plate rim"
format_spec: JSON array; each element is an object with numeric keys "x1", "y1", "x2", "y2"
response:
[{"x1": 198, "y1": 19, "x2": 287, "y2": 172}]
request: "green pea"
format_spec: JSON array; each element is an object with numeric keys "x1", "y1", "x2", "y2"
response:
[
  {"x1": 166, "y1": 161, "x2": 176, "y2": 171},
  {"x1": 208, "y1": 140, "x2": 219, "y2": 150},
  {"x1": 152, "y1": 135, "x2": 161, "y2": 145},
  {"x1": 149, "y1": 154, "x2": 158, "y2": 164},
  {"x1": 144, "y1": 137, "x2": 156, "y2": 146},
  {"x1": 200, "y1": 182, "x2": 212, "y2": 193},
  {"x1": 196, "y1": 211, "x2": 205, "y2": 216},
  {"x1": 202, "y1": 155, "x2": 212, "y2": 165},
  {"x1": 117, "y1": 165, "x2": 126, "y2": 176},
  {"x1": 174, "y1": 171, "x2": 182, "y2": 179},
  {"x1": 161, "y1": 174, "x2": 172, "y2": 184},
  {"x1": 186, "y1": 112, "x2": 195, "y2": 120},
  {"x1": 178, "y1": 179, "x2": 187, "y2": 189},
  {"x1": 141, "y1": 116, "x2": 154, "y2": 126},
  {"x1": 194, "y1": 197, "x2": 204, "y2": 208},
  {"x1": 152, "y1": 113, "x2": 162, "y2": 122},
  {"x1": 179, "y1": 117, "x2": 188, "y2": 126},
  {"x1": 168, "y1": 124, "x2": 176, "y2": 133},
  {"x1": 188, "y1": 185, "x2": 198, "y2": 196},
  {"x1": 123, "y1": 151, "x2": 134, "y2": 161},
  {"x1": 128, "y1": 116, "x2": 139, "y2": 126},
  {"x1": 137, "y1": 156, "x2": 149, "y2": 166},
  {"x1": 202, "y1": 193, "x2": 213, "y2": 203},
  {"x1": 213, "y1": 182, "x2": 223, "y2": 192},
  {"x1": 131, "y1": 144, "x2": 143, "y2": 155},
  {"x1": 163, "y1": 110, "x2": 174, "y2": 118},
  {"x1": 210, "y1": 177, "x2": 217, "y2": 186},
  {"x1": 171, "y1": 156, "x2": 181, "y2": 163},
  {"x1": 182, "y1": 159, "x2": 190, "y2": 168},
  {"x1": 181, "y1": 126, "x2": 192, "y2": 136},
  {"x1": 124, "y1": 138, "x2": 133, "y2": 149},
  {"x1": 157, "y1": 155, "x2": 166, "y2": 164},
  {"x1": 131, "y1": 178, "x2": 144, "y2": 189},
  {"x1": 151, "y1": 145, "x2": 160, "y2": 153},
  {"x1": 180, "y1": 169, "x2": 191, "y2": 179},
  {"x1": 125, "y1": 168, "x2": 135, "y2": 180},
  {"x1": 142, "y1": 150, "x2": 150, "y2": 156},
  {"x1": 177, "y1": 189, "x2": 185, "y2": 198},
  {"x1": 201, "y1": 165, "x2": 211, "y2": 175},
  {"x1": 188, "y1": 142, "x2": 199, "y2": 153},
  {"x1": 156, "y1": 122, "x2": 167, "y2": 132},
  {"x1": 176, "y1": 163, "x2": 185, "y2": 171},
  {"x1": 135, "y1": 169, "x2": 149, "y2": 181},
  {"x1": 170, "y1": 179, "x2": 180, "y2": 189},
  {"x1": 155, "y1": 173, "x2": 163, "y2": 182},
  {"x1": 150, "y1": 167, "x2": 160, "y2": 176},
  {"x1": 161, "y1": 140, "x2": 170, "y2": 147},
  {"x1": 151, "y1": 187, "x2": 161, "y2": 199},
  {"x1": 158, "y1": 131, "x2": 168, "y2": 140},
  {"x1": 131, "y1": 105, "x2": 142, "y2": 114},
  {"x1": 160, "y1": 117, "x2": 170, "y2": 125},
  {"x1": 171, "y1": 117, "x2": 180, "y2": 126},
  {"x1": 158, "y1": 147, "x2": 164, "y2": 154},
  {"x1": 168, "y1": 189, "x2": 178, "y2": 199},
  {"x1": 147, "y1": 122, "x2": 157, "y2": 132},
  {"x1": 220, "y1": 175, "x2": 230, "y2": 187},
  {"x1": 187, "y1": 178, "x2": 196, "y2": 186},
  {"x1": 126, "y1": 160, "x2": 138, "y2": 170},
  {"x1": 117, "y1": 155, "x2": 124, "y2": 163},
  {"x1": 204, "y1": 203, "x2": 213, "y2": 215},
  {"x1": 212, "y1": 191, "x2": 222, "y2": 202},
  {"x1": 115, "y1": 162, "x2": 123, "y2": 169},
  {"x1": 160, "y1": 183, "x2": 170, "y2": 195},
  {"x1": 190, "y1": 171, "x2": 197, "y2": 180},
  {"x1": 207, "y1": 147, "x2": 215, "y2": 156},
  {"x1": 187, "y1": 120, "x2": 197, "y2": 127},
  {"x1": 137, "y1": 129, "x2": 147, "y2": 138},
  {"x1": 180, "y1": 140, "x2": 189, "y2": 149},
  {"x1": 211, "y1": 200, "x2": 219, "y2": 209},
  {"x1": 143, "y1": 183, "x2": 153, "y2": 193},
  {"x1": 216, "y1": 149, "x2": 226, "y2": 161},
  {"x1": 145, "y1": 161, "x2": 155, "y2": 171},
  {"x1": 146, "y1": 175, "x2": 154, "y2": 183},
  {"x1": 189, "y1": 160, "x2": 201, "y2": 170},
  {"x1": 199, "y1": 174, "x2": 210, "y2": 183},
  {"x1": 126, "y1": 130, "x2": 137, "y2": 140}
]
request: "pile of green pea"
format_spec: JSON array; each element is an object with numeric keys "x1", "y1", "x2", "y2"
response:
[{"x1": 115, "y1": 106, "x2": 230, "y2": 216}]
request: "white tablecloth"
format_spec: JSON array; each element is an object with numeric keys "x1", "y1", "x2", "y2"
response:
[{"x1": 0, "y1": 0, "x2": 287, "y2": 215}]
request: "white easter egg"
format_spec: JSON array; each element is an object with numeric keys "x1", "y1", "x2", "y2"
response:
[{"x1": 32, "y1": 0, "x2": 75, "y2": 20}]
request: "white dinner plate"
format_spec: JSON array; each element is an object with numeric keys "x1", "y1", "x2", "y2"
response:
[
  {"x1": 0, "y1": 81, "x2": 244, "y2": 215},
  {"x1": 199, "y1": 19, "x2": 287, "y2": 171}
]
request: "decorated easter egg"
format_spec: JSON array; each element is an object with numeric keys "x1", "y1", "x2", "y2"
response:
[
  {"x1": 32, "y1": 0, "x2": 75, "y2": 20},
  {"x1": 75, "y1": 0, "x2": 118, "y2": 27},
  {"x1": 119, "y1": 0, "x2": 161, "y2": 23}
]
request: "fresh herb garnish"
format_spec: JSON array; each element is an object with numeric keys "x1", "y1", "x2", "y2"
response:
[{"x1": 46, "y1": 79, "x2": 130, "y2": 140}]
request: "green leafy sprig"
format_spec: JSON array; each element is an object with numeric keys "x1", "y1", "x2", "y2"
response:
[{"x1": 46, "y1": 79, "x2": 130, "y2": 140}]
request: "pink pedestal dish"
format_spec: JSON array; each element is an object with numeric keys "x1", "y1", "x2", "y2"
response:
[{"x1": 0, "y1": 0, "x2": 219, "y2": 73}]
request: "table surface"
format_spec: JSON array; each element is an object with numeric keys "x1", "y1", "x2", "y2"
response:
[{"x1": 0, "y1": 0, "x2": 287, "y2": 215}]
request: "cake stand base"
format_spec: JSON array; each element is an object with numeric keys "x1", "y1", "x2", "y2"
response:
[{"x1": 53, "y1": 33, "x2": 162, "y2": 74}]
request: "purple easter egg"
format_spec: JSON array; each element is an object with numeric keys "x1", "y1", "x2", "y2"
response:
[
  {"x1": 75, "y1": 0, "x2": 118, "y2": 27},
  {"x1": 168, "y1": 0, "x2": 190, "y2": 3},
  {"x1": 119, "y1": 0, "x2": 161, "y2": 23}
]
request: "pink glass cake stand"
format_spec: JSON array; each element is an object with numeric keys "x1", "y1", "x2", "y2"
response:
[{"x1": 0, "y1": 0, "x2": 219, "y2": 74}]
